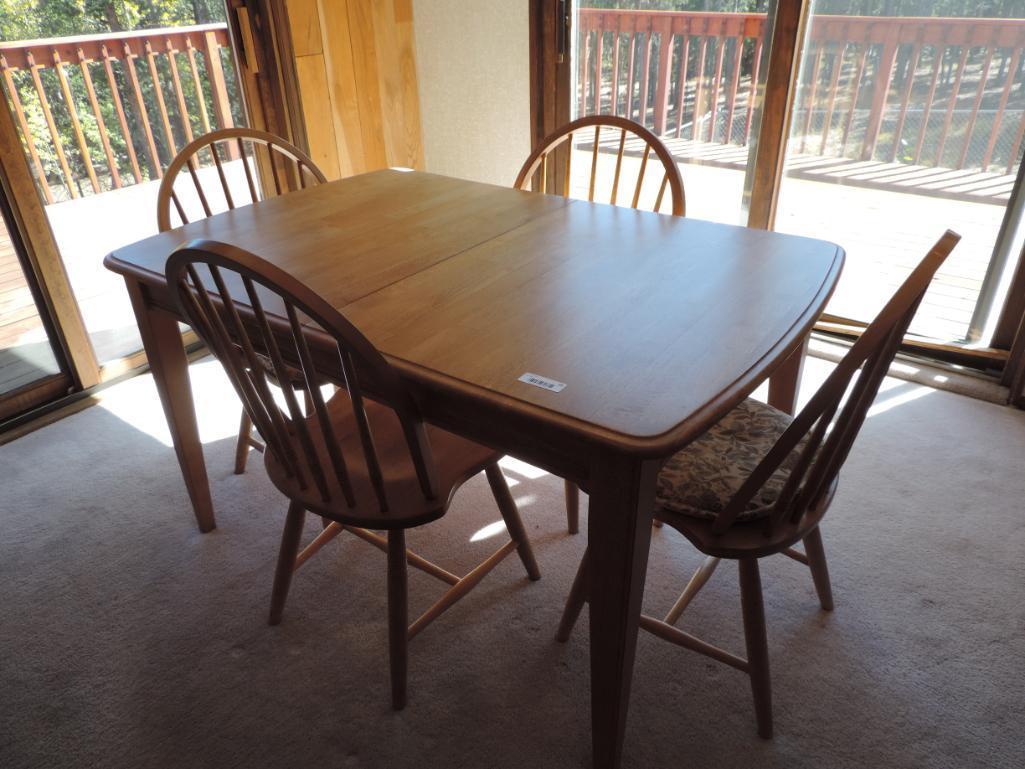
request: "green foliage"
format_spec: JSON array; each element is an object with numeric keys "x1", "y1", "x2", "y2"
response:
[
  {"x1": 0, "y1": 1, "x2": 225, "y2": 40},
  {"x1": 0, "y1": 1, "x2": 235, "y2": 200}
]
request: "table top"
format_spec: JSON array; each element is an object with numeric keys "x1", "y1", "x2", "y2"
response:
[{"x1": 106, "y1": 169, "x2": 844, "y2": 456}]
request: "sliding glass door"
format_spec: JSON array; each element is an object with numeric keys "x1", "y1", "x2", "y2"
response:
[
  {"x1": 571, "y1": 0, "x2": 772, "y2": 225},
  {"x1": 0, "y1": 0, "x2": 300, "y2": 423},
  {"x1": 775, "y1": 2, "x2": 1025, "y2": 345},
  {"x1": 0, "y1": 187, "x2": 70, "y2": 420},
  {"x1": 544, "y1": 0, "x2": 1025, "y2": 367},
  {"x1": 0, "y1": 3, "x2": 248, "y2": 370}
]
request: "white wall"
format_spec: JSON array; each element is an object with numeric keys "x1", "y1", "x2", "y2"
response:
[{"x1": 412, "y1": 0, "x2": 530, "y2": 187}]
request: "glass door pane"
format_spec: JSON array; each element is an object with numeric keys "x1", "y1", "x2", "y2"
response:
[
  {"x1": 572, "y1": 1, "x2": 772, "y2": 225},
  {"x1": 0, "y1": 197, "x2": 65, "y2": 399},
  {"x1": 0, "y1": 3, "x2": 248, "y2": 367},
  {"x1": 775, "y1": 2, "x2": 1025, "y2": 344}
]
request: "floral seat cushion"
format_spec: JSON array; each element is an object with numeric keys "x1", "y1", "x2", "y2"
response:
[{"x1": 655, "y1": 398, "x2": 804, "y2": 522}]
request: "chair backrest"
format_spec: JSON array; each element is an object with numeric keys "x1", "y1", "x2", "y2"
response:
[
  {"x1": 166, "y1": 239, "x2": 438, "y2": 512},
  {"x1": 711, "y1": 230, "x2": 962, "y2": 538},
  {"x1": 514, "y1": 115, "x2": 686, "y2": 217},
  {"x1": 157, "y1": 128, "x2": 327, "y2": 232}
]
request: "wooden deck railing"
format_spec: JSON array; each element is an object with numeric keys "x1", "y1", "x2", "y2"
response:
[
  {"x1": 0, "y1": 24, "x2": 235, "y2": 204},
  {"x1": 578, "y1": 10, "x2": 1025, "y2": 173}
]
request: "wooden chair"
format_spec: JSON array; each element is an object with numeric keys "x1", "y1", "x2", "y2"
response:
[
  {"x1": 555, "y1": 231, "x2": 961, "y2": 738},
  {"x1": 157, "y1": 128, "x2": 328, "y2": 475},
  {"x1": 515, "y1": 115, "x2": 686, "y2": 534},
  {"x1": 166, "y1": 239, "x2": 541, "y2": 710}
]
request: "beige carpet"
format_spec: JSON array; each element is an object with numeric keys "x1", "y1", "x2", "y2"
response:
[{"x1": 1, "y1": 357, "x2": 1023, "y2": 769}]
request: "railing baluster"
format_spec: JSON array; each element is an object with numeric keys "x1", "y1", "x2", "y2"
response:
[
  {"x1": 652, "y1": 18, "x2": 674, "y2": 134},
  {"x1": 122, "y1": 40, "x2": 162, "y2": 178},
  {"x1": 692, "y1": 35, "x2": 708, "y2": 141},
  {"x1": 26, "y1": 52, "x2": 78, "y2": 198},
  {"x1": 744, "y1": 32, "x2": 764, "y2": 146},
  {"x1": 799, "y1": 42, "x2": 823, "y2": 154},
  {"x1": 958, "y1": 45, "x2": 995, "y2": 169},
  {"x1": 674, "y1": 31, "x2": 691, "y2": 139},
  {"x1": 76, "y1": 47, "x2": 121, "y2": 189},
  {"x1": 624, "y1": 30, "x2": 637, "y2": 120},
  {"x1": 165, "y1": 38, "x2": 195, "y2": 144},
  {"x1": 707, "y1": 21, "x2": 728, "y2": 143},
  {"x1": 889, "y1": 43, "x2": 923, "y2": 163},
  {"x1": 819, "y1": 42, "x2": 847, "y2": 155},
  {"x1": 1, "y1": 55, "x2": 52, "y2": 202},
  {"x1": 982, "y1": 47, "x2": 1022, "y2": 171},
  {"x1": 202, "y1": 29, "x2": 235, "y2": 156},
  {"x1": 184, "y1": 36, "x2": 211, "y2": 135},
  {"x1": 723, "y1": 31, "x2": 745, "y2": 146},
  {"x1": 1007, "y1": 106, "x2": 1025, "y2": 175},
  {"x1": 594, "y1": 27, "x2": 604, "y2": 114},
  {"x1": 935, "y1": 46, "x2": 970, "y2": 167},
  {"x1": 913, "y1": 43, "x2": 944, "y2": 166},
  {"x1": 841, "y1": 45, "x2": 869, "y2": 157},
  {"x1": 144, "y1": 39, "x2": 178, "y2": 157},
  {"x1": 101, "y1": 44, "x2": 142, "y2": 184},
  {"x1": 860, "y1": 24, "x2": 901, "y2": 161},
  {"x1": 52, "y1": 50, "x2": 100, "y2": 194},
  {"x1": 579, "y1": 28, "x2": 590, "y2": 116},
  {"x1": 638, "y1": 24, "x2": 653, "y2": 128},
  {"x1": 610, "y1": 28, "x2": 621, "y2": 116}
]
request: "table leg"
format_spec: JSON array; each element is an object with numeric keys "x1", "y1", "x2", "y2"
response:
[
  {"x1": 586, "y1": 453, "x2": 658, "y2": 769},
  {"x1": 768, "y1": 336, "x2": 808, "y2": 415},
  {"x1": 126, "y1": 278, "x2": 216, "y2": 532}
]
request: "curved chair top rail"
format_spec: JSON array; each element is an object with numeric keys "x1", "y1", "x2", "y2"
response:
[
  {"x1": 157, "y1": 128, "x2": 328, "y2": 232},
  {"x1": 514, "y1": 115, "x2": 686, "y2": 217},
  {"x1": 713, "y1": 229, "x2": 962, "y2": 539},
  {"x1": 166, "y1": 239, "x2": 439, "y2": 514}
]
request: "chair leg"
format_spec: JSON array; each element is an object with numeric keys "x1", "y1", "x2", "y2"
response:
[
  {"x1": 387, "y1": 530, "x2": 409, "y2": 711},
  {"x1": 564, "y1": 480, "x2": 579, "y2": 534},
  {"x1": 738, "y1": 558, "x2": 773, "y2": 739},
  {"x1": 233, "y1": 410, "x2": 253, "y2": 475},
  {"x1": 269, "y1": 501, "x2": 307, "y2": 626},
  {"x1": 485, "y1": 463, "x2": 541, "y2": 581},
  {"x1": 802, "y1": 525, "x2": 834, "y2": 611},
  {"x1": 664, "y1": 555, "x2": 721, "y2": 625},
  {"x1": 556, "y1": 547, "x2": 589, "y2": 642}
]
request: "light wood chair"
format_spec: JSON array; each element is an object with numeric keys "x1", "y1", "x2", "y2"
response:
[
  {"x1": 556, "y1": 231, "x2": 961, "y2": 738},
  {"x1": 515, "y1": 115, "x2": 686, "y2": 534},
  {"x1": 157, "y1": 127, "x2": 328, "y2": 475},
  {"x1": 166, "y1": 239, "x2": 541, "y2": 710}
]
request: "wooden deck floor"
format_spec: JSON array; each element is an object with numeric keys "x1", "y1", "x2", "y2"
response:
[
  {"x1": 0, "y1": 222, "x2": 61, "y2": 394},
  {"x1": 573, "y1": 139, "x2": 1011, "y2": 342}
]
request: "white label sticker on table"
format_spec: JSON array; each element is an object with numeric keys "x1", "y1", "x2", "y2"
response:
[{"x1": 518, "y1": 373, "x2": 567, "y2": 392}]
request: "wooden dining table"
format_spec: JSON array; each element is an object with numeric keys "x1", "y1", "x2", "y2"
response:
[{"x1": 105, "y1": 168, "x2": 843, "y2": 768}]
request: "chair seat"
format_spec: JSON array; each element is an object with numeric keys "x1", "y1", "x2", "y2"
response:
[
  {"x1": 265, "y1": 393, "x2": 498, "y2": 530},
  {"x1": 655, "y1": 398, "x2": 803, "y2": 522}
]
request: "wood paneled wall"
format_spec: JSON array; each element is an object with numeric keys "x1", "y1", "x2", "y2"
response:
[{"x1": 286, "y1": 0, "x2": 424, "y2": 180}]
